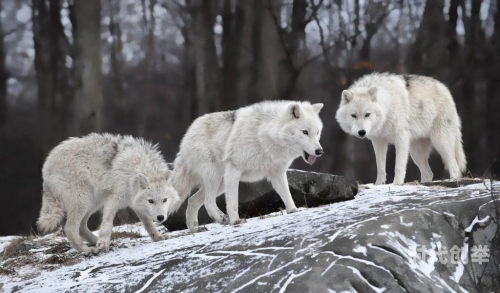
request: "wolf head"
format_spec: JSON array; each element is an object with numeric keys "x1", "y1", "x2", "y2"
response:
[
  {"x1": 130, "y1": 170, "x2": 180, "y2": 224},
  {"x1": 281, "y1": 102, "x2": 324, "y2": 165},
  {"x1": 335, "y1": 87, "x2": 385, "y2": 139}
]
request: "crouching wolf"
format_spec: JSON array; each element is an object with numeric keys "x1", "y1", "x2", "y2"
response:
[
  {"x1": 335, "y1": 73, "x2": 466, "y2": 184},
  {"x1": 37, "y1": 133, "x2": 180, "y2": 253},
  {"x1": 172, "y1": 101, "x2": 324, "y2": 232}
]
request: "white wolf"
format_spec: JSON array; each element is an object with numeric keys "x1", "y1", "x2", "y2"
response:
[
  {"x1": 37, "y1": 133, "x2": 180, "y2": 253},
  {"x1": 172, "y1": 101, "x2": 324, "y2": 232},
  {"x1": 335, "y1": 73, "x2": 466, "y2": 185}
]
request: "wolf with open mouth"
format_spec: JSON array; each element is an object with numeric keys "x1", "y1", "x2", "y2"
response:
[{"x1": 172, "y1": 100, "x2": 324, "y2": 233}]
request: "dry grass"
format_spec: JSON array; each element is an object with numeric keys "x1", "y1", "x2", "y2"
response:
[
  {"x1": 111, "y1": 231, "x2": 142, "y2": 240},
  {"x1": 0, "y1": 266, "x2": 16, "y2": 275}
]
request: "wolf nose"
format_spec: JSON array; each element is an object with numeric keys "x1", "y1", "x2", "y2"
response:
[
  {"x1": 157, "y1": 215, "x2": 164, "y2": 222},
  {"x1": 358, "y1": 130, "x2": 366, "y2": 137},
  {"x1": 315, "y1": 149, "x2": 324, "y2": 156}
]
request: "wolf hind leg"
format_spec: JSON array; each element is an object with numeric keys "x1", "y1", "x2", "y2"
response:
[
  {"x1": 410, "y1": 138, "x2": 433, "y2": 182},
  {"x1": 203, "y1": 173, "x2": 225, "y2": 224},
  {"x1": 186, "y1": 186, "x2": 206, "y2": 232},
  {"x1": 431, "y1": 129, "x2": 460, "y2": 179},
  {"x1": 64, "y1": 202, "x2": 98, "y2": 254},
  {"x1": 79, "y1": 212, "x2": 97, "y2": 246}
]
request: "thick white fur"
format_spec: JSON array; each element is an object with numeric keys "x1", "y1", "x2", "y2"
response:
[
  {"x1": 37, "y1": 133, "x2": 180, "y2": 253},
  {"x1": 335, "y1": 73, "x2": 466, "y2": 184},
  {"x1": 172, "y1": 101, "x2": 324, "y2": 232}
]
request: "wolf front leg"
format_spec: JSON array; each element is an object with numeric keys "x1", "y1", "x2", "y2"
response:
[
  {"x1": 393, "y1": 133, "x2": 410, "y2": 185},
  {"x1": 224, "y1": 163, "x2": 242, "y2": 225},
  {"x1": 372, "y1": 138, "x2": 388, "y2": 185},
  {"x1": 270, "y1": 171, "x2": 298, "y2": 214},
  {"x1": 96, "y1": 203, "x2": 119, "y2": 251},
  {"x1": 135, "y1": 210, "x2": 166, "y2": 241}
]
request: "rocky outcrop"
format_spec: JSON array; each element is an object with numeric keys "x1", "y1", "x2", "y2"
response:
[
  {"x1": 164, "y1": 168, "x2": 358, "y2": 231},
  {"x1": 1, "y1": 180, "x2": 498, "y2": 293}
]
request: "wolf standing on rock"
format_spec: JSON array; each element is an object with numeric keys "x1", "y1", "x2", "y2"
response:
[
  {"x1": 37, "y1": 133, "x2": 180, "y2": 253},
  {"x1": 335, "y1": 73, "x2": 466, "y2": 184},
  {"x1": 172, "y1": 101, "x2": 324, "y2": 233}
]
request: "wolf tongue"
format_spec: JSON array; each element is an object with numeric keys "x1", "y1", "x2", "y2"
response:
[{"x1": 307, "y1": 155, "x2": 317, "y2": 165}]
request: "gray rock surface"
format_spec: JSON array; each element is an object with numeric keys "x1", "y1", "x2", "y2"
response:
[
  {"x1": 1, "y1": 180, "x2": 498, "y2": 292},
  {"x1": 164, "y1": 169, "x2": 358, "y2": 231}
]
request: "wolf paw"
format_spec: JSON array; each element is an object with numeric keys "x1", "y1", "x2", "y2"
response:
[
  {"x1": 229, "y1": 217, "x2": 245, "y2": 225},
  {"x1": 82, "y1": 246, "x2": 100, "y2": 255},
  {"x1": 286, "y1": 207, "x2": 298, "y2": 214},
  {"x1": 152, "y1": 234, "x2": 167, "y2": 242},
  {"x1": 214, "y1": 211, "x2": 228, "y2": 224},
  {"x1": 96, "y1": 239, "x2": 111, "y2": 251},
  {"x1": 197, "y1": 226, "x2": 208, "y2": 232},
  {"x1": 392, "y1": 178, "x2": 404, "y2": 185},
  {"x1": 188, "y1": 221, "x2": 208, "y2": 233}
]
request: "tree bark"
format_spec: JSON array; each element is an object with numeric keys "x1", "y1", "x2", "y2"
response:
[
  {"x1": 291, "y1": 0, "x2": 307, "y2": 66},
  {"x1": 144, "y1": 0, "x2": 156, "y2": 77},
  {"x1": 33, "y1": 0, "x2": 56, "y2": 155},
  {"x1": 187, "y1": 0, "x2": 220, "y2": 116},
  {"x1": 486, "y1": 0, "x2": 500, "y2": 175},
  {"x1": 70, "y1": 0, "x2": 102, "y2": 136},
  {"x1": 0, "y1": 1, "x2": 7, "y2": 126},
  {"x1": 250, "y1": 0, "x2": 283, "y2": 102},
  {"x1": 220, "y1": 0, "x2": 239, "y2": 111},
  {"x1": 409, "y1": 0, "x2": 446, "y2": 74},
  {"x1": 108, "y1": 0, "x2": 124, "y2": 100}
]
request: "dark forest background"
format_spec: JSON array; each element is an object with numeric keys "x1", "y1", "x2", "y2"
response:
[{"x1": 0, "y1": 0, "x2": 499, "y2": 236}]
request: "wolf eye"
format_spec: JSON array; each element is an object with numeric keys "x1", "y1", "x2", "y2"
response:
[
  {"x1": 302, "y1": 130, "x2": 309, "y2": 135},
  {"x1": 148, "y1": 199, "x2": 154, "y2": 204},
  {"x1": 365, "y1": 113, "x2": 371, "y2": 118},
  {"x1": 163, "y1": 198, "x2": 167, "y2": 203},
  {"x1": 351, "y1": 114, "x2": 357, "y2": 118}
]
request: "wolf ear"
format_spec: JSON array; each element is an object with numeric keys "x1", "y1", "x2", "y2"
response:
[
  {"x1": 311, "y1": 103, "x2": 324, "y2": 114},
  {"x1": 288, "y1": 103, "x2": 301, "y2": 119},
  {"x1": 368, "y1": 87, "x2": 377, "y2": 101},
  {"x1": 165, "y1": 169, "x2": 172, "y2": 181},
  {"x1": 341, "y1": 90, "x2": 353, "y2": 104},
  {"x1": 133, "y1": 173, "x2": 149, "y2": 191}
]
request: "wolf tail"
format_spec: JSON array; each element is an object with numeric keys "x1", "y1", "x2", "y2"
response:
[
  {"x1": 37, "y1": 183, "x2": 64, "y2": 234},
  {"x1": 170, "y1": 162, "x2": 197, "y2": 212},
  {"x1": 455, "y1": 136, "x2": 467, "y2": 175}
]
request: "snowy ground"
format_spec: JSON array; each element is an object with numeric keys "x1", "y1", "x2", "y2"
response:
[{"x1": 0, "y1": 180, "x2": 497, "y2": 292}]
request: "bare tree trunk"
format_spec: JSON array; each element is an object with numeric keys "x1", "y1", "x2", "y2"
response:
[
  {"x1": 33, "y1": 0, "x2": 55, "y2": 155},
  {"x1": 353, "y1": 0, "x2": 360, "y2": 48},
  {"x1": 487, "y1": 0, "x2": 500, "y2": 175},
  {"x1": 144, "y1": 0, "x2": 156, "y2": 77},
  {"x1": 250, "y1": 0, "x2": 283, "y2": 102},
  {"x1": 409, "y1": 0, "x2": 446, "y2": 74},
  {"x1": 0, "y1": 1, "x2": 7, "y2": 127},
  {"x1": 49, "y1": 0, "x2": 72, "y2": 141},
  {"x1": 446, "y1": 0, "x2": 460, "y2": 56},
  {"x1": 291, "y1": 0, "x2": 307, "y2": 65},
  {"x1": 187, "y1": 0, "x2": 220, "y2": 116},
  {"x1": 70, "y1": 0, "x2": 102, "y2": 136},
  {"x1": 235, "y1": 0, "x2": 256, "y2": 107},
  {"x1": 461, "y1": 0, "x2": 483, "y2": 173},
  {"x1": 108, "y1": 0, "x2": 124, "y2": 100},
  {"x1": 220, "y1": 0, "x2": 239, "y2": 111}
]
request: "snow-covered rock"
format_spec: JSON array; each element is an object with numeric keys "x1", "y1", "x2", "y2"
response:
[
  {"x1": 0, "y1": 180, "x2": 498, "y2": 292},
  {"x1": 165, "y1": 168, "x2": 358, "y2": 231}
]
